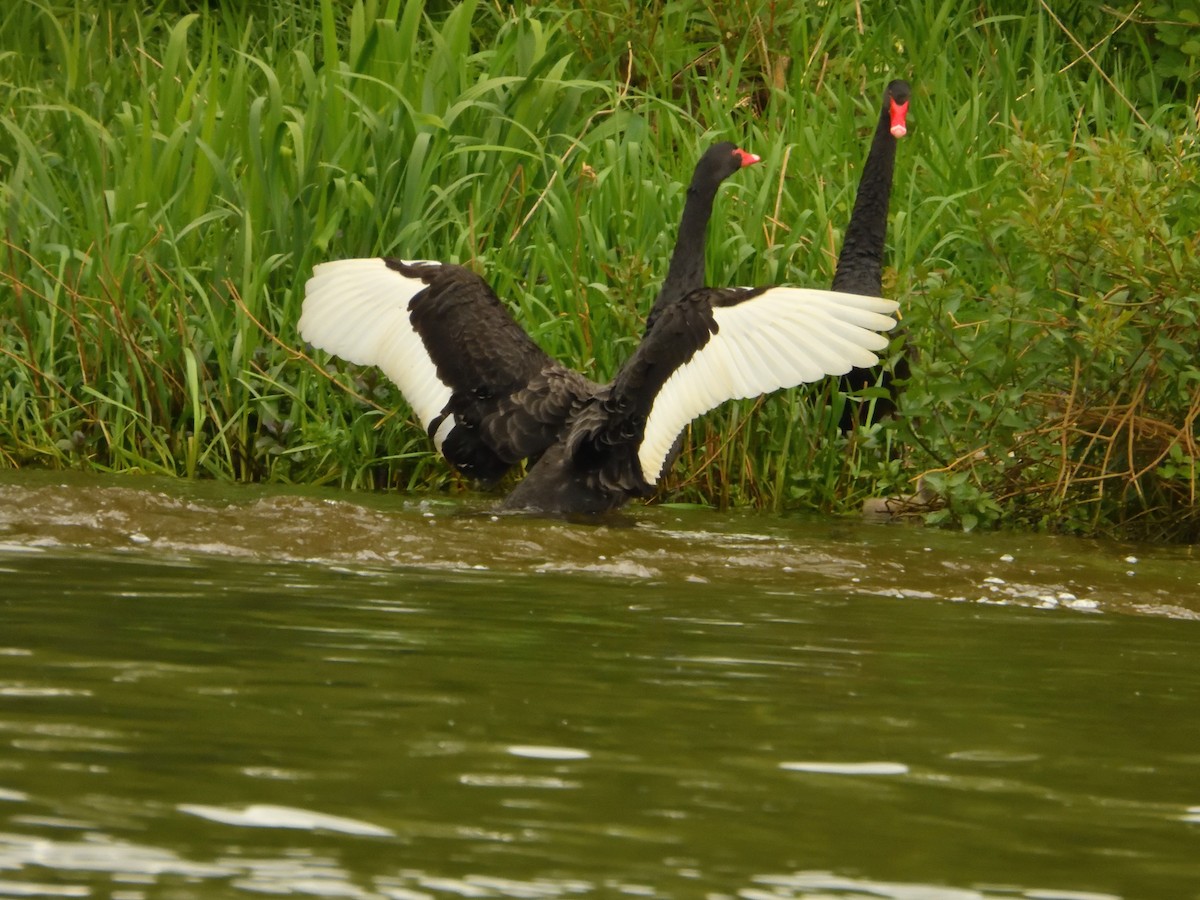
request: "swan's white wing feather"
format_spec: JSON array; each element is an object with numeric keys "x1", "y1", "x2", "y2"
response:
[
  {"x1": 637, "y1": 286, "x2": 899, "y2": 484},
  {"x1": 299, "y1": 258, "x2": 451, "y2": 437}
]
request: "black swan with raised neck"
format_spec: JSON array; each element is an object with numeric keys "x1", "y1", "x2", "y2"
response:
[
  {"x1": 834, "y1": 78, "x2": 910, "y2": 429},
  {"x1": 299, "y1": 143, "x2": 898, "y2": 514}
]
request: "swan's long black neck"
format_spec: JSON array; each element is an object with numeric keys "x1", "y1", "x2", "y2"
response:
[
  {"x1": 645, "y1": 178, "x2": 719, "y2": 332},
  {"x1": 831, "y1": 102, "x2": 898, "y2": 296},
  {"x1": 663, "y1": 177, "x2": 719, "y2": 295}
]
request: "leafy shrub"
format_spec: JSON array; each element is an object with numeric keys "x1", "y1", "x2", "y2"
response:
[
  {"x1": 902, "y1": 133, "x2": 1200, "y2": 539},
  {"x1": 1053, "y1": 2, "x2": 1200, "y2": 103}
]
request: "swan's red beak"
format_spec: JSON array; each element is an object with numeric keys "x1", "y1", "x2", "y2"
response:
[
  {"x1": 734, "y1": 148, "x2": 761, "y2": 168},
  {"x1": 889, "y1": 98, "x2": 909, "y2": 138}
]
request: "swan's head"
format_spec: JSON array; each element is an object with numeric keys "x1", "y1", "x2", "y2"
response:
[{"x1": 693, "y1": 142, "x2": 761, "y2": 190}]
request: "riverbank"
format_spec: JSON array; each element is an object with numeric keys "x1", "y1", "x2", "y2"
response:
[{"x1": 2, "y1": 1, "x2": 1197, "y2": 539}]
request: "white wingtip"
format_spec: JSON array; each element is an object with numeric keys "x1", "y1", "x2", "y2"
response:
[
  {"x1": 636, "y1": 286, "x2": 899, "y2": 484},
  {"x1": 299, "y1": 258, "x2": 451, "y2": 432}
]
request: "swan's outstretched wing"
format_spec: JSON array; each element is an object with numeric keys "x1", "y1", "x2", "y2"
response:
[
  {"x1": 299, "y1": 258, "x2": 594, "y2": 482},
  {"x1": 301, "y1": 259, "x2": 452, "y2": 431},
  {"x1": 603, "y1": 285, "x2": 899, "y2": 487}
]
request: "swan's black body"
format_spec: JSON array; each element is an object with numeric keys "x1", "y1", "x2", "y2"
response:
[
  {"x1": 834, "y1": 79, "x2": 910, "y2": 430},
  {"x1": 387, "y1": 259, "x2": 599, "y2": 485},
  {"x1": 501, "y1": 283, "x2": 771, "y2": 513},
  {"x1": 299, "y1": 144, "x2": 898, "y2": 514}
]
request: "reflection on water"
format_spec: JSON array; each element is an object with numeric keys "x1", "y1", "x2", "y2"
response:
[{"x1": 0, "y1": 470, "x2": 1198, "y2": 899}]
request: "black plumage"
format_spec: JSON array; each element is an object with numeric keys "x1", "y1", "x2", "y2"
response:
[{"x1": 389, "y1": 260, "x2": 598, "y2": 484}]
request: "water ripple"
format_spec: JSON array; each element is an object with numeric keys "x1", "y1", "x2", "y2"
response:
[{"x1": 1, "y1": 474, "x2": 1197, "y2": 619}]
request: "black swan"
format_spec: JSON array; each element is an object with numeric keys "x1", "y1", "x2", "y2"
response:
[
  {"x1": 299, "y1": 145, "x2": 898, "y2": 514},
  {"x1": 833, "y1": 78, "x2": 910, "y2": 430}
]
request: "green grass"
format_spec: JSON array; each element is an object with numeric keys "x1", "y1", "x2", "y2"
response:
[{"x1": 1, "y1": 0, "x2": 1198, "y2": 538}]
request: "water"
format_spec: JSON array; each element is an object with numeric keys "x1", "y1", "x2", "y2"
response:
[{"x1": 1, "y1": 470, "x2": 1198, "y2": 899}]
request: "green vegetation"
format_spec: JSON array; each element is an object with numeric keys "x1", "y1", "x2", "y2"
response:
[{"x1": 1, "y1": 1, "x2": 1197, "y2": 539}]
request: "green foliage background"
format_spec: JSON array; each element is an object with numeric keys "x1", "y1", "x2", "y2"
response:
[{"x1": 1, "y1": 0, "x2": 1198, "y2": 538}]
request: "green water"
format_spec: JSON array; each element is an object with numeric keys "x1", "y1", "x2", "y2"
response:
[{"x1": 1, "y1": 472, "x2": 1198, "y2": 899}]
